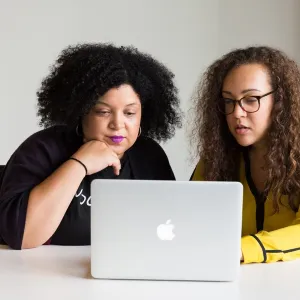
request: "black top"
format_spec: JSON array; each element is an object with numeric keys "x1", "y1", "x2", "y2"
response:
[{"x1": 0, "y1": 126, "x2": 175, "y2": 249}]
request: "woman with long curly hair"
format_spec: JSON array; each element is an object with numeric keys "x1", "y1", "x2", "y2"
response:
[
  {"x1": 0, "y1": 43, "x2": 182, "y2": 250},
  {"x1": 191, "y1": 46, "x2": 300, "y2": 264}
]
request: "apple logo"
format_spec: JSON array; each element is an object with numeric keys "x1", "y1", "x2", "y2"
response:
[{"x1": 157, "y1": 220, "x2": 175, "y2": 241}]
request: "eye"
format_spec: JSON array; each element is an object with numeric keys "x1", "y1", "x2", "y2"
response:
[
  {"x1": 125, "y1": 112, "x2": 136, "y2": 116},
  {"x1": 96, "y1": 110, "x2": 111, "y2": 116},
  {"x1": 223, "y1": 98, "x2": 234, "y2": 104},
  {"x1": 243, "y1": 97, "x2": 258, "y2": 104}
]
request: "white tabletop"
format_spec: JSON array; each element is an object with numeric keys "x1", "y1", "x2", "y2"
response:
[{"x1": 0, "y1": 245, "x2": 298, "y2": 300}]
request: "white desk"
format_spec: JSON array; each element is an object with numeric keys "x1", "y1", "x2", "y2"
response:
[{"x1": 0, "y1": 245, "x2": 299, "y2": 300}]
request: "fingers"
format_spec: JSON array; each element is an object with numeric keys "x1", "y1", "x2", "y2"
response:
[
  {"x1": 107, "y1": 155, "x2": 121, "y2": 176},
  {"x1": 112, "y1": 159, "x2": 121, "y2": 176},
  {"x1": 105, "y1": 147, "x2": 121, "y2": 175}
]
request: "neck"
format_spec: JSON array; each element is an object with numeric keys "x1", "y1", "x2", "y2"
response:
[{"x1": 250, "y1": 140, "x2": 267, "y2": 158}]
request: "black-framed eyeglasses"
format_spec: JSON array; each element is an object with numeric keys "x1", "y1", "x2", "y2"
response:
[{"x1": 218, "y1": 89, "x2": 277, "y2": 115}]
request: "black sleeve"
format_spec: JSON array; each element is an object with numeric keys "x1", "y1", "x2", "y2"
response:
[{"x1": 0, "y1": 129, "x2": 70, "y2": 249}]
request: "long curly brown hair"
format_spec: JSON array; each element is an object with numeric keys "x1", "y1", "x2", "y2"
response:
[{"x1": 191, "y1": 46, "x2": 300, "y2": 212}]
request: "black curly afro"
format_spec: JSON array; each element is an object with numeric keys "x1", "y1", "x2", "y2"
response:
[{"x1": 37, "y1": 43, "x2": 182, "y2": 142}]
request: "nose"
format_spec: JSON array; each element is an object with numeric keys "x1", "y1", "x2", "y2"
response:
[
  {"x1": 232, "y1": 102, "x2": 247, "y2": 118},
  {"x1": 109, "y1": 112, "x2": 125, "y2": 130}
]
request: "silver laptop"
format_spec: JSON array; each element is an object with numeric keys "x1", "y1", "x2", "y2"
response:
[{"x1": 91, "y1": 180, "x2": 243, "y2": 281}]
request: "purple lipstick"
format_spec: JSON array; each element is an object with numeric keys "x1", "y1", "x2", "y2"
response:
[{"x1": 110, "y1": 136, "x2": 124, "y2": 144}]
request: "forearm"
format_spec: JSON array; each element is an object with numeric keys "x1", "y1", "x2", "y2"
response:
[
  {"x1": 22, "y1": 159, "x2": 86, "y2": 249},
  {"x1": 241, "y1": 224, "x2": 300, "y2": 263}
]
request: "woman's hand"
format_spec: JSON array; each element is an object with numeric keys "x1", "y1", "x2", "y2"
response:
[{"x1": 73, "y1": 140, "x2": 121, "y2": 175}]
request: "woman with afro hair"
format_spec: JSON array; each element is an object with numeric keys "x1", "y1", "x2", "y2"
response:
[
  {"x1": 191, "y1": 46, "x2": 300, "y2": 264},
  {"x1": 0, "y1": 43, "x2": 182, "y2": 249}
]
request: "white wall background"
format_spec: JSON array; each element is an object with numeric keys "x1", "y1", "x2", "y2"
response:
[
  {"x1": 0, "y1": 0, "x2": 299, "y2": 180},
  {"x1": 218, "y1": 0, "x2": 300, "y2": 63}
]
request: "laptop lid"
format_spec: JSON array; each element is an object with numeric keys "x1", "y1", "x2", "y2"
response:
[{"x1": 91, "y1": 180, "x2": 243, "y2": 281}]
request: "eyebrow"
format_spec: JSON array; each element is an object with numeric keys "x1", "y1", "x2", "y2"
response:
[
  {"x1": 96, "y1": 101, "x2": 139, "y2": 107},
  {"x1": 222, "y1": 88, "x2": 261, "y2": 95}
]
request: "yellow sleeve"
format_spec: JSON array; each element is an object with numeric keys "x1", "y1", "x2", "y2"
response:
[
  {"x1": 242, "y1": 211, "x2": 300, "y2": 264},
  {"x1": 190, "y1": 160, "x2": 205, "y2": 181}
]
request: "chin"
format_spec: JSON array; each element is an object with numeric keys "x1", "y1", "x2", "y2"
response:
[
  {"x1": 234, "y1": 136, "x2": 255, "y2": 148},
  {"x1": 110, "y1": 144, "x2": 125, "y2": 153},
  {"x1": 111, "y1": 144, "x2": 130, "y2": 156}
]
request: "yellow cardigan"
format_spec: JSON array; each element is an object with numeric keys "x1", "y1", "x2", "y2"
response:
[{"x1": 191, "y1": 157, "x2": 300, "y2": 264}]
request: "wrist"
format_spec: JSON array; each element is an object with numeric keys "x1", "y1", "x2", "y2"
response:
[{"x1": 69, "y1": 157, "x2": 88, "y2": 175}]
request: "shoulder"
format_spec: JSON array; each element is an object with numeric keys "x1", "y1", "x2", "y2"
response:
[
  {"x1": 191, "y1": 159, "x2": 205, "y2": 181},
  {"x1": 17, "y1": 126, "x2": 78, "y2": 154},
  {"x1": 19, "y1": 125, "x2": 70, "y2": 147},
  {"x1": 7, "y1": 126, "x2": 80, "y2": 169},
  {"x1": 192, "y1": 152, "x2": 245, "y2": 181},
  {"x1": 1, "y1": 126, "x2": 81, "y2": 187}
]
